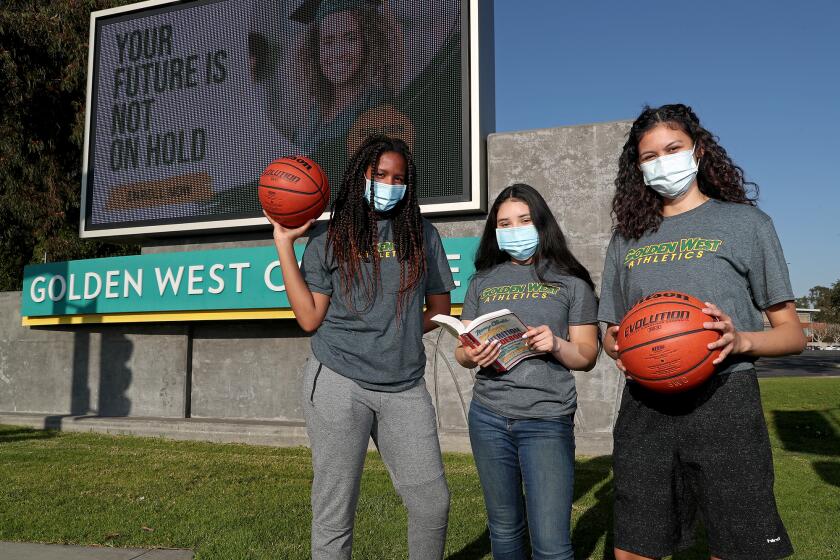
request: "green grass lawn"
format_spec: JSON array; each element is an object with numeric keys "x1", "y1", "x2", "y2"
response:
[{"x1": 0, "y1": 377, "x2": 838, "y2": 559}]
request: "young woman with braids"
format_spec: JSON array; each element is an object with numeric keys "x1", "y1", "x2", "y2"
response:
[
  {"x1": 265, "y1": 135, "x2": 454, "y2": 559},
  {"x1": 598, "y1": 104, "x2": 805, "y2": 560},
  {"x1": 454, "y1": 184, "x2": 599, "y2": 560}
]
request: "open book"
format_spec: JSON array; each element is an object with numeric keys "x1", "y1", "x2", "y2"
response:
[{"x1": 432, "y1": 308, "x2": 545, "y2": 372}]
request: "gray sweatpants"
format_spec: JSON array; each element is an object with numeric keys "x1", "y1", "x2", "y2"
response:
[{"x1": 302, "y1": 357, "x2": 450, "y2": 560}]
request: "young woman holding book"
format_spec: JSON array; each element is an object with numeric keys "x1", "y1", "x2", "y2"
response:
[
  {"x1": 265, "y1": 134, "x2": 455, "y2": 559},
  {"x1": 454, "y1": 183, "x2": 600, "y2": 560}
]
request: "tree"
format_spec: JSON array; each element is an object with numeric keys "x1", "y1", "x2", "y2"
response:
[
  {"x1": 827, "y1": 324, "x2": 840, "y2": 346},
  {"x1": 799, "y1": 282, "x2": 840, "y2": 324},
  {"x1": 811, "y1": 323, "x2": 827, "y2": 345},
  {"x1": 804, "y1": 286, "x2": 831, "y2": 309},
  {"x1": 825, "y1": 281, "x2": 840, "y2": 325},
  {"x1": 0, "y1": 0, "x2": 137, "y2": 292}
]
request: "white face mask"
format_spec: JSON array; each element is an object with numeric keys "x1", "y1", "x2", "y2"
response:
[{"x1": 639, "y1": 146, "x2": 699, "y2": 199}]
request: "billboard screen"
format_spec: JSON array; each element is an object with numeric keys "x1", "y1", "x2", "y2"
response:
[{"x1": 80, "y1": 0, "x2": 493, "y2": 237}]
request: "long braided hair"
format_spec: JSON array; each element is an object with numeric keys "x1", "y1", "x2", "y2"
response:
[
  {"x1": 326, "y1": 134, "x2": 426, "y2": 317},
  {"x1": 614, "y1": 103, "x2": 758, "y2": 240}
]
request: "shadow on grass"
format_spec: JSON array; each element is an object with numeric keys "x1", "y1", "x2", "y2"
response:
[
  {"x1": 813, "y1": 461, "x2": 840, "y2": 487},
  {"x1": 773, "y1": 409, "x2": 840, "y2": 488},
  {"x1": 0, "y1": 427, "x2": 57, "y2": 443},
  {"x1": 773, "y1": 410, "x2": 840, "y2": 456},
  {"x1": 573, "y1": 455, "x2": 613, "y2": 559},
  {"x1": 447, "y1": 528, "x2": 490, "y2": 560}
]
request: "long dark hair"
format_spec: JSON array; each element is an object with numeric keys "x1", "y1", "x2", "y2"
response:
[
  {"x1": 613, "y1": 103, "x2": 758, "y2": 240},
  {"x1": 474, "y1": 184, "x2": 595, "y2": 291},
  {"x1": 327, "y1": 134, "x2": 425, "y2": 317}
]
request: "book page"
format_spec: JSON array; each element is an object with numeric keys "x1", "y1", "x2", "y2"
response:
[{"x1": 430, "y1": 314, "x2": 467, "y2": 337}]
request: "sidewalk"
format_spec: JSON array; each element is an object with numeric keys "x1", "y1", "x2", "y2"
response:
[{"x1": 0, "y1": 542, "x2": 193, "y2": 560}]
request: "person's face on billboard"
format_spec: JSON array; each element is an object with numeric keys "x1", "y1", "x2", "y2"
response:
[
  {"x1": 365, "y1": 151, "x2": 407, "y2": 186},
  {"x1": 318, "y1": 10, "x2": 363, "y2": 86}
]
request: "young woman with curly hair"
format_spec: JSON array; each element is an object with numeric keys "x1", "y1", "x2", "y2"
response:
[
  {"x1": 265, "y1": 134, "x2": 454, "y2": 559},
  {"x1": 598, "y1": 104, "x2": 805, "y2": 560}
]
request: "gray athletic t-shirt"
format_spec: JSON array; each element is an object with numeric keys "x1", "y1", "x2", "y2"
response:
[
  {"x1": 461, "y1": 262, "x2": 598, "y2": 419},
  {"x1": 597, "y1": 199, "x2": 794, "y2": 374},
  {"x1": 301, "y1": 218, "x2": 455, "y2": 392}
]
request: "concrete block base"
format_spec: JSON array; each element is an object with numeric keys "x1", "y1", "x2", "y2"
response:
[{"x1": 0, "y1": 412, "x2": 612, "y2": 456}]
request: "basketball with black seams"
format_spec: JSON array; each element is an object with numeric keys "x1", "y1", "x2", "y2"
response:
[
  {"x1": 617, "y1": 291, "x2": 721, "y2": 393},
  {"x1": 259, "y1": 156, "x2": 329, "y2": 228}
]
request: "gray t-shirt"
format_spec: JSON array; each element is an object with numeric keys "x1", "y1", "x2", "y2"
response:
[
  {"x1": 597, "y1": 199, "x2": 794, "y2": 374},
  {"x1": 301, "y1": 218, "x2": 455, "y2": 392},
  {"x1": 461, "y1": 262, "x2": 598, "y2": 419}
]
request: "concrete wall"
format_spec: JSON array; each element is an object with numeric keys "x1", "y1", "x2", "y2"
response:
[
  {"x1": 0, "y1": 292, "x2": 187, "y2": 418},
  {"x1": 0, "y1": 120, "x2": 631, "y2": 454},
  {"x1": 190, "y1": 320, "x2": 308, "y2": 421}
]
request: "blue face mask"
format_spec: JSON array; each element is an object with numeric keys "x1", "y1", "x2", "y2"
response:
[
  {"x1": 364, "y1": 178, "x2": 407, "y2": 212},
  {"x1": 496, "y1": 225, "x2": 539, "y2": 261},
  {"x1": 639, "y1": 145, "x2": 699, "y2": 199}
]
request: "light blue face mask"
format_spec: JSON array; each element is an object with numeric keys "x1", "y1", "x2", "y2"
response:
[
  {"x1": 496, "y1": 225, "x2": 540, "y2": 261},
  {"x1": 639, "y1": 145, "x2": 699, "y2": 199},
  {"x1": 364, "y1": 178, "x2": 407, "y2": 212}
]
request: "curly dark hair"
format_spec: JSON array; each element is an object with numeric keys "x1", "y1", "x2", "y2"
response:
[
  {"x1": 613, "y1": 104, "x2": 758, "y2": 239},
  {"x1": 327, "y1": 134, "x2": 425, "y2": 318},
  {"x1": 475, "y1": 184, "x2": 595, "y2": 292}
]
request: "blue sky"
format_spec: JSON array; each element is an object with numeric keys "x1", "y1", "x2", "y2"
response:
[{"x1": 492, "y1": 0, "x2": 840, "y2": 298}]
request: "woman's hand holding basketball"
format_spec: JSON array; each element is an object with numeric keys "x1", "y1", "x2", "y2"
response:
[
  {"x1": 605, "y1": 325, "x2": 629, "y2": 377},
  {"x1": 702, "y1": 302, "x2": 748, "y2": 364},
  {"x1": 264, "y1": 210, "x2": 314, "y2": 244},
  {"x1": 462, "y1": 340, "x2": 501, "y2": 369}
]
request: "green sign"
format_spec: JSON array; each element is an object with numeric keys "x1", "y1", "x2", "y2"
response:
[{"x1": 21, "y1": 237, "x2": 479, "y2": 318}]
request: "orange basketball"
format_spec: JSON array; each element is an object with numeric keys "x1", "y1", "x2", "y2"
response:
[
  {"x1": 617, "y1": 291, "x2": 721, "y2": 393},
  {"x1": 259, "y1": 156, "x2": 329, "y2": 228}
]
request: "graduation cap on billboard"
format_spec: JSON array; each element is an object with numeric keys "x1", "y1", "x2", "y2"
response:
[{"x1": 290, "y1": 0, "x2": 383, "y2": 24}]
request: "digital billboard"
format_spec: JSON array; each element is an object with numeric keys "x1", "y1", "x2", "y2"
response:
[{"x1": 80, "y1": 0, "x2": 494, "y2": 237}]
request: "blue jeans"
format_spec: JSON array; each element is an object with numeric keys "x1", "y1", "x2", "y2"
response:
[{"x1": 468, "y1": 399, "x2": 575, "y2": 560}]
